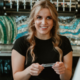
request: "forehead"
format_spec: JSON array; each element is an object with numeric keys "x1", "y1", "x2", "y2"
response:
[{"x1": 36, "y1": 8, "x2": 52, "y2": 16}]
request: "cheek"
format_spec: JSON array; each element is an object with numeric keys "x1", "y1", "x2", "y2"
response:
[
  {"x1": 34, "y1": 21, "x2": 40, "y2": 30},
  {"x1": 49, "y1": 21, "x2": 54, "y2": 27},
  {"x1": 35, "y1": 20, "x2": 41, "y2": 26}
]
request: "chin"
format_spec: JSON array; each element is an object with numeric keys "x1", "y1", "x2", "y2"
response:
[{"x1": 40, "y1": 32, "x2": 49, "y2": 35}]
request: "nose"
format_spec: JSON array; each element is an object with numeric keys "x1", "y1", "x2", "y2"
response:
[{"x1": 42, "y1": 18, "x2": 47, "y2": 25}]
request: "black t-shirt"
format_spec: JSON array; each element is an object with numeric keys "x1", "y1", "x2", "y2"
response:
[{"x1": 12, "y1": 35, "x2": 73, "y2": 80}]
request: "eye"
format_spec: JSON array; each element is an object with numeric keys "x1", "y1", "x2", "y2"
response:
[
  {"x1": 37, "y1": 16, "x2": 42, "y2": 19},
  {"x1": 47, "y1": 16, "x2": 52, "y2": 19}
]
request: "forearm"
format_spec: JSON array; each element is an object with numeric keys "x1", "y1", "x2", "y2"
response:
[
  {"x1": 60, "y1": 69, "x2": 72, "y2": 80},
  {"x1": 13, "y1": 67, "x2": 31, "y2": 80}
]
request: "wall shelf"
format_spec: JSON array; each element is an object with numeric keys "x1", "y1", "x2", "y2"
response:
[{"x1": 0, "y1": 0, "x2": 80, "y2": 17}]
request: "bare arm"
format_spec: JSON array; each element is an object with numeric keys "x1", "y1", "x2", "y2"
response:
[
  {"x1": 60, "y1": 51, "x2": 73, "y2": 80},
  {"x1": 11, "y1": 49, "x2": 44, "y2": 80},
  {"x1": 11, "y1": 49, "x2": 31, "y2": 80},
  {"x1": 52, "y1": 51, "x2": 72, "y2": 80}
]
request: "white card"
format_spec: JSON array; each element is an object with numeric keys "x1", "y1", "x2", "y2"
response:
[{"x1": 42, "y1": 63, "x2": 55, "y2": 67}]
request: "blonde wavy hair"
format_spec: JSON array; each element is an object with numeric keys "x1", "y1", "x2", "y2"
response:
[{"x1": 26, "y1": 0, "x2": 63, "y2": 63}]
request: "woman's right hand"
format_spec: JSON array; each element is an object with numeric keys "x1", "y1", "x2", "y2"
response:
[{"x1": 28, "y1": 63, "x2": 44, "y2": 76}]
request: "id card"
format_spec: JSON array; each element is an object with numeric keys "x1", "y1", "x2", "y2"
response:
[{"x1": 42, "y1": 63, "x2": 55, "y2": 67}]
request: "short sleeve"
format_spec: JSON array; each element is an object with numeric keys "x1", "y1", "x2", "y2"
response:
[
  {"x1": 12, "y1": 36, "x2": 28, "y2": 56},
  {"x1": 60, "y1": 36, "x2": 73, "y2": 56}
]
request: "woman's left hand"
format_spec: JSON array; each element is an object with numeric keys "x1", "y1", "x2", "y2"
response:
[{"x1": 52, "y1": 62, "x2": 66, "y2": 75}]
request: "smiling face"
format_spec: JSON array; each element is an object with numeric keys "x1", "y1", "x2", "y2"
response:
[{"x1": 34, "y1": 8, "x2": 54, "y2": 38}]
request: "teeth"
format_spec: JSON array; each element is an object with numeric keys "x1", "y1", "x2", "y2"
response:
[{"x1": 41, "y1": 27, "x2": 47, "y2": 28}]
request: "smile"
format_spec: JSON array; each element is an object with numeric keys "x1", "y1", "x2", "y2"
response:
[{"x1": 40, "y1": 26, "x2": 48, "y2": 29}]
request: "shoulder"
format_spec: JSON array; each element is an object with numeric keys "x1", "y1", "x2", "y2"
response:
[
  {"x1": 14, "y1": 35, "x2": 29, "y2": 46},
  {"x1": 12, "y1": 35, "x2": 29, "y2": 56},
  {"x1": 60, "y1": 35, "x2": 69, "y2": 42},
  {"x1": 59, "y1": 35, "x2": 71, "y2": 46},
  {"x1": 59, "y1": 35, "x2": 73, "y2": 56},
  {"x1": 15, "y1": 36, "x2": 27, "y2": 42}
]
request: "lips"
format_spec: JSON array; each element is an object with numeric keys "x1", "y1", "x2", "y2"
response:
[{"x1": 40, "y1": 26, "x2": 48, "y2": 29}]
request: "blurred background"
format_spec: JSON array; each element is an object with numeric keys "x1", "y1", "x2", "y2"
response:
[{"x1": 0, "y1": 0, "x2": 80, "y2": 80}]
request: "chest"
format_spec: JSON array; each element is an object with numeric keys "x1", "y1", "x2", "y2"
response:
[
  {"x1": 35, "y1": 49, "x2": 59, "y2": 64},
  {"x1": 33, "y1": 43, "x2": 60, "y2": 64},
  {"x1": 25, "y1": 42, "x2": 60, "y2": 68}
]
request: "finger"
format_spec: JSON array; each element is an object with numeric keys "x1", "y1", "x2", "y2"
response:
[
  {"x1": 54, "y1": 67, "x2": 65, "y2": 72},
  {"x1": 31, "y1": 67, "x2": 39, "y2": 71},
  {"x1": 55, "y1": 70, "x2": 65, "y2": 74},
  {"x1": 53, "y1": 62, "x2": 64, "y2": 68},
  {"x1": 30, "y1": 73, "x2": 39, "y2": 76},
  {"x1": 30, "y1": 73, "x2": 40, "y2": 76},
  {"x1": 30, "y1": 64, "x2": 39, "y2": 72},
  {"x1": 58, "y1": 62, "x2": 64, "y2": 66},
  {"x1": 55, "y1": 62, "x2": 59, "y2": 65},
  {"x1": 53, "y1": 62, "x2": 60, "y2": 68},
  {"x1": 35, "y1": 63, "x2": 40, "y2": 65},
  {"x1": 32, "y1": 63, "x2": 40, "y2": 69},
  {"x1": 30, "y1": 70, "x2": 41, "y2": 76},
  {"x1": 36, "y1": 63, "x2": 44, "y2": 70},
  {"x1": 30, "y1": 70, "x2": 39, "y2": 74},
  {"x1": 39, "y1": 65, "x2": 44, "y2": 70},
  {"x1": 53, "y1": 65, "x2": 65, "y2": 70},
  {"x1": 30, "y1": 72, "x2": 39, "y2": 76}
]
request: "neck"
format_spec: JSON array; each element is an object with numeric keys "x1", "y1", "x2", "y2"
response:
[{"x1": 35, "y1": 34, "x2": 51, "y2": 40}]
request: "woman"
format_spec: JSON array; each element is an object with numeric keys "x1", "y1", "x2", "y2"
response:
[{"x1": 11, "y1": 0, "x2": 73, "y2": 80}]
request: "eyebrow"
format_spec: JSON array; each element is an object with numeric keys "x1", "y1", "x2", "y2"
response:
[
  {"x1": 36, "y1": 15, "x2": 52, "y2": 17},
  {"x1": 36, "y1": 15, "x2": 41, "y2": 17}
]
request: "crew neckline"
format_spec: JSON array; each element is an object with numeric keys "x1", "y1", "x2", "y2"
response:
[{"x1": 35, "y1": 36, "x2": 52, "y2": 41}]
